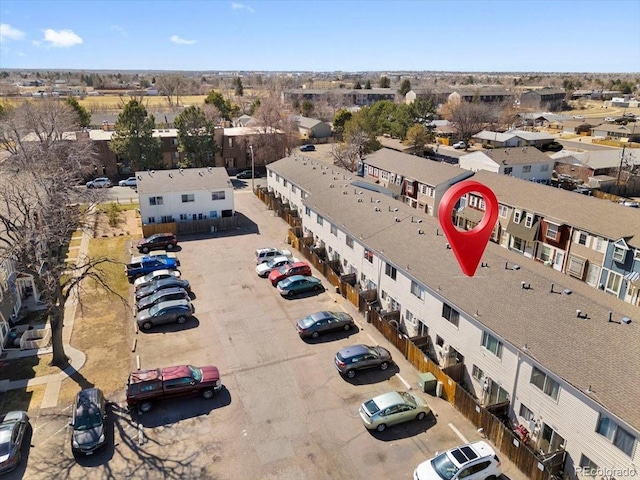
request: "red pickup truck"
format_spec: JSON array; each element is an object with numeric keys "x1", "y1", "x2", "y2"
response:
[{"x1": 126, "y1": 364, "x2": 222, "y2": 413}]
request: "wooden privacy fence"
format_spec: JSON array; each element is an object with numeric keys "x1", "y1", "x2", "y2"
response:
[
  {"x1": 455, "y1": 385, "x2": 565, "y2": 480},
  {"x1": 141, "y1": 216, "x2": 238, "y2": 237}
]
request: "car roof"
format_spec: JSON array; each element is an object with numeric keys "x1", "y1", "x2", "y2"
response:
[
  {"x1": 289, "y1": 262, "x2": 308, "y2": 269},
  {"x1": 256, "y1": 247, "x2": 278, "y2": 254},
  {"x1": 155, "y1": 299, "x2": 190, "y2": 309},
  {"x1": 286, "y1": 275, "x2": 308, "y2": 282},
  {"x1": 309, "y1": 311, "x2": 331, "y2": 321},
  {"x1": 129, "y1": 368, "x2": 162, "y2": 384},
  {"x1": 447, "y1": 441, "x2": 496, "y2": 466},
  {"x1": 270, "y1": 255, "x2": 291, "y2": 263},
  {"x1": 370, "y1": 391, "x2": 405, "y2": 410},
  {"x1": 337, "y1": 344, "x2": 370, "y2": 358},
  {"x1": 74, "y1": 388, "x2": 103, "y2": 416},
  {"x1": 149, "y1": 287, "x2": 186, "y2": 297},
  {"x1": 160, "y1": 365, "x2": 194, "y2": 381}
]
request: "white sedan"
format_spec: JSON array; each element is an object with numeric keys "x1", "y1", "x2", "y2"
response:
[
  {"x1": 255, "y1": 256, "x2": 295, "y2": 277},
  {"x1": 119, "y1": 177, "x2": 137, "y2": 187}
]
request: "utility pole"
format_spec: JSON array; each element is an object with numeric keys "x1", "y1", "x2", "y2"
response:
[{"x1": 249, "y1": 145, "x2": 255, "y2": 192}]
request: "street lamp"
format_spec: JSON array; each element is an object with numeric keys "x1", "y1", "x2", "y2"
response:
[{"x1": 249, "y1": 145, "x2": 255, "y2": 192}]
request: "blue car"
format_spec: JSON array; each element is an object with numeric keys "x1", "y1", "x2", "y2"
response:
[
  {"x1": 300, "y1": 144, "x2": 315, "y2": 152},
  {"x1": 276, "y1": 275, "x2": 322, "y2": 297}
]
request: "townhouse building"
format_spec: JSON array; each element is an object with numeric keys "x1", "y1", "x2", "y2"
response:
[
  {"x1": 361, "y1": 148, "x2": 473, "y2": 215},
  {"x1": 460, "y1": 171, "x2": 640, "y2": 306},
  {"x1": 265, "y1": 155, "x2": 640, "y2": 479},
  {"x1": 136, "y1": 167, "x2": 234, "y2": 227},
  {"x1": 471, "y1": 130, "x2": 556, "y2": 149},
  {"x1": 459, "y1": 147, "x2": 555, "y2": 183},
  {"x1": 281, "y1": 88, "x2": 396, "y2": 107}
]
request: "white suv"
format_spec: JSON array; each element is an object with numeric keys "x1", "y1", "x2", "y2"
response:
[
  {"x1": 255, "y1": 247, "x2": 292, "y2": 265},
  {"x1": 86, "y1": 177, "x2": 112, "y2": 188},
  {"x1": 414, "y1": 441, "x2": 502, "y2": 480}
]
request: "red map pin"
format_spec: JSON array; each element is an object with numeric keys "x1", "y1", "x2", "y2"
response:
[{"x1": 438, "y1": 180, "x2": 499, "y2": 277}]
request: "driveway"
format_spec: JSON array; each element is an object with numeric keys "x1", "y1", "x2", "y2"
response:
[{"x1": 18, "y1": 185, "x2": 529, "y2": 480}]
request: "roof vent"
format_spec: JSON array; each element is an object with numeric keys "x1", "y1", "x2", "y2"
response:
[
  {"x1": 357, "y1": 198, "x2": 363, "y2": 203},
  {"x1": 513, "y1": 264, "x2": 520, "y2": 270},
  {"x1": 395, "y1": 217, "x2": 400, "y2": 222},
  {"x1": 418, "y1": 229, "x2": 424, "y2": 235},
  {"x1": 622, "y1": 317, "x2": 631, "y2": 325},
  {"x1": 329, "y1": 184, "x2": 334, "y2": 188},
  {"x1": 342, "y1": 190, "x2": 348, "y2": 195},
  {"x1": 375, "y1": 207, "x2": 381, "y2": 212},
  {"x1": 563, "y1": 289, "x2": 572, "y2": 295},
  {"x1": 168, "y1": 173, "x2": 173, "y2": 178}
]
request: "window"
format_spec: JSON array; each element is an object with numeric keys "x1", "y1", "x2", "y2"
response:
[
  {"x1": 172, "y1": 151, "x2": 180, "y2": 159},
  {"x1": 171, "y1": 138, "x2": 178, "y2": 146},
  {"x1": 410, "y1": 281, "x2": 425, "y2": 300},
  {"x1": 316, "y1": 215, "x2": 323, "y2": 226},
  {"x1": 525, "y1": 213, "x2": 534, "y2": 228},
  {"x1": 612, "y1": 245, "x2": 627, "y2": 263},
  {"x1": 420, "y1": 184, "x2": 427, "y2": 195},
  {"x1": 577, "y1": 231, "x2": 588, "y2": 245},
  {"x1": 181, "y1": 194, "x2": 195, "y2": 203},
  {"x1": 382, "y1": 171, "x2": 389, "y2": 180},
  {"x1": 442, "y1": 303, "x2": 459, "y2": 327},
  {"x1": 149, "y1": 196, "x2": 163, "y2": 206},
  {"x1": 594, "y1": 237, "x2": 603, "y2": 252},
  {"x1": 305, "y1": 207, "x2": 311, "y2": 216},
  {"x1": 596, "y1": 414, "x2": 635, "y2": 456},
  {"x1": 291, "y1": 185, "x2": 297, "y2": 194},
  {"x1": 472, "y1": 365, "x2": 484, "y2": 382},
  {"x1": 512, "y1": 237, "x2": 525, "y2": 253},
  {"x1": 504, "y1": 167, "x2": 513, "y2": 175},
  {"x1": 160, "y1": 215, "x2": 174, "y2": 223},
  {"x1": 364, "y1": 248, "x2": 373, "y2": 263},
  {"x1": 522, "y1": 165, "x2": 531, "y2": 173},
  {"x1": 228, "y1": 137, "x2": 233, "y2": 147},
  {"x1": 530, "y1": 367, "x2": 560, "y2": 400},
  {"x1": 436, "y1": 335, "x2": 444, "y2": 347},
  {"x1": 546, "y1": 223, "x2": 558, "y2": 240},
  {"x1": 636, "y1": 249, "x2": 640, "y2": 261},
  {"x1": 211, "y1": 191, "x2": 225, "y2": 200},
  {"x1": 330, "y1": 224, "x2": 337, "y2": 236},
  {"x1": 179, "y1": 213, "x2": 188, "y2": 221},
  {"x1": 385, "y1": 263, "x2": 397, "y2": 280},
  {"x1": 540, "y1": 164, "x2": 549, "y2": 172},
  {"x1": 567, "y1": 256, "x2": 586, "y2": 279},
  {"x1": 499, "y1": 205, "x2": 508, "y2": 218},
  {"x1": 519, "y1": 404, "x2": 535, "y2": 422},
  {"x1": 346, "y1": 236, "x2": 354, "y2": 248},
  {"x1": 605, "y1": 271, "x2": 622, "y2": 294},
  {"x1": 147, "y1": 217, "x2": 155, "y2": 224},
  {"x1": 481, "y1": 331, "x2": 502, "y2": 358},
  {"x1": 579, "y1": 455, "x2": 598, "y2": 477},
  {"x1": 283, "y1": 179, "x2": 288, "y2": 187},
  {"x1": 470, "y1": 196, "x2": 479, "y2": 208},
  {"x1": 539, "y1": 246, "x2": 552, "y2": 263},
  {"x1": 513, "y1": 209, "x2": 522, "y2": 224},
  {"x1": 405, "y1": 310, "x2": 413, "y2": 325},
  {"x1": 427, "y1": 186, "x2": 434, "y2": 197},
  {"x1": 209, "y1": 210, "x2": 218, "y2": 218}
]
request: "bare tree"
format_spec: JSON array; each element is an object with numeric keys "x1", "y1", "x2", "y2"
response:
[
  {"x1": 250, "y1": 95, "x2": 298, "y2": 164},
  {"x1": 0, "y1": 100, "x2": 125, "y2": 367},
  {"x1": 446, "y1": 100, "x2": 502, "y2": 143},
  {"x1": 156, "y1": 74, "x2": 187, "y2": 107},
  {"x1": 331, "y1": 142, "x2": 361, "y2": 172}
]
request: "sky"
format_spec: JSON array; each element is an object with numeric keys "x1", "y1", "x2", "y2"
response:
[{"x1": 0, "y1": 0, "x2": 639, "y2": 73}]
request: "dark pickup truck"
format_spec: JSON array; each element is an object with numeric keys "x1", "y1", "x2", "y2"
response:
[
  {"x1": 126, "y1": 365, "x2": 222, "y2": 413},
  {"x1": 125, "y1": 256, "x2": 178, "y2": 282}
]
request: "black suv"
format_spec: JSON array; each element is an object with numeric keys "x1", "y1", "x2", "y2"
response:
[
  {"x1": 70, "y1": 388, "x2": 107, "y2": 456},
  {"x1": 334, "y1": 344, "x2": 392, "y2": 378},
  {"x1": 137, "y1": 233, "x2": 178, "y2": 254}
]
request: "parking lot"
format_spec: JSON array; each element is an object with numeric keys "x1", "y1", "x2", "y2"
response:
[{"x1": 14, "y1": 183, "x2": 526, "y2": 480}]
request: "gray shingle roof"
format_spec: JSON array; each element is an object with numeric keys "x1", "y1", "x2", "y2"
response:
[
  {"x1": 471, "y1": 170, "x2": 640, "y2": 245},
  {"x1": 135, "y1": 167, "x2": 231, "y2": 194},
  {"x1": 467, "y1": 147, "x2": 553, "y2": 166},
  {"x1": 363, "y1": 148, "x2": 473, "y2": 186},
  {"x1": 267, "y1": 155, "x2": 640, "y2": 431}
]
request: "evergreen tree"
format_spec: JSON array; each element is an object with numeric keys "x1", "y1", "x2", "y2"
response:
[{"x1": 110, "y1": 100, "x2": 162, "y2": 171}]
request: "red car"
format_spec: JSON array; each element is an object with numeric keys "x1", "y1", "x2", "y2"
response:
[{"x1": 269, "y1": 261, "x2": 312, "y2": 286}]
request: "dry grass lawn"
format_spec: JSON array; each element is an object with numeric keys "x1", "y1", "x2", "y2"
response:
[
  {"x1": 0, "y1": 354, "x2": 60, "y2": 382},
  {"x1": 58, "y1": 208, "x2": 140, "y2": 405}
]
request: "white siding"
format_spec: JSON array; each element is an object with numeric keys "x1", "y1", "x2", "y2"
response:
[{"x1": 139, "y1": 188, "x2": 234, "y2": 224}]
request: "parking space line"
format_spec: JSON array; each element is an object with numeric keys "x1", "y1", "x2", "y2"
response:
[
  {"x1": 396, "y1": 373, "x2": 412, "y2": 390},
  {"x1": 448, "y1": 422, "x2": 469, "y2": 444}
]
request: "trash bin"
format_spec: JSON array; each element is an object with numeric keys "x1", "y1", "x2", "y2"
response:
[
  {"x1": 417, "y1": 372, "x2": 437, "y2": 394},
  {"x1": 436, "y1": 381, "x2": 444, "y2": 398}
]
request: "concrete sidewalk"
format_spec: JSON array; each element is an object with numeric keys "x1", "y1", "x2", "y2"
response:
[{"x1": 0, "y1": 210, "x2": 92, "y2": 409}]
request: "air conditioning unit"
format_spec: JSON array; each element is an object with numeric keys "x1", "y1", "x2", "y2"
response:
[{"x1": 410, "y1": 316, "x2": 418, "y2": 326}]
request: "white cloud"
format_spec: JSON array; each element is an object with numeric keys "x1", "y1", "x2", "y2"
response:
[
  {"x1": 111, "y1": 25, "x2": 127, "y2": 36},
  {"x1": 169, "y1": 35, "x2": 196, "y2": 45},
  {"x1": 43, "y1": 29, "x2": 83, "y2": 47},
  {"x1": 0, "y1": 23, "x2": 25, "y2": 42},
  {"x1": 231, "y1": 2, "x2": 255, "y2": 13}
]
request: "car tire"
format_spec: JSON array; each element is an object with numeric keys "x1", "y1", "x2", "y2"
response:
[
  {"x1": 313, "y1": 285, "x2": 320, "y2": 291},
  {"x1": 380, "y1": 362, "x2": 389, "y2": 371},
  {"x1": 485, "y1": 476, "x2": 497, "y2": 480},
  {"x1": 376, "y1": 423, "x2": 386, "y2": 432},
  {"x1": 287, "y1": 290, "x2": 295, "y2": 297},
  {"x1": 141, "y1": 247, "x2": 150, "y2": 254},
  {"x1": 343, "y1": 323, "x2": 351, "y2": 331},
  {"x1": 202, "y1": 389, "x2": 214, "y2": 399},
  {"x1": 176, "y1": 316, "x2": 186, "y2": 325},
  {"x1": 346, "y1": 370, "x2": 356, "y2": 379},
  {"x1": 311, "y1": 331, "x2": 319, "y2": 339},
  {"x1": 417, "y1": 411, "x2": 426, "y2": 421},
  {"x1": 142, "y1": 321, "x2": 153, "y2": 330},
  {"x1": 167, "y1": 243, "x2": 175, "y2": 250},
  {"x1": 140, "y1": 401, "x2": 152, "y2": 413}
]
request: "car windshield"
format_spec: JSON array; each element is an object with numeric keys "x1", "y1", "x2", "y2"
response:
[
  {"x1": 74, "y1": 411, "x2": 102, "y2": 431},
  {"x1": 188, "y1": 366, "x2": 202, "y2": 382},
  {"x1": 0, "y1": 428, "x2": 11, "y2": 455},
  {"x1": 300, "y1": 315, "x2": 318, "y2": 328},
  {"x1": 363, "y1": 399, "x2": 379, "y2": 415},
  {"x1": 277, "y1": 265, "x2": 288, "y2": 274},
  {"x1": 431, "y1": 452, "x2": 460, "y2": 480},
  {"x1": 398, "y1": 391, "x2": 416, "y2": 407},
  {"x1": 148, "y1": 304, "x2": 160, "y2": 315}
]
